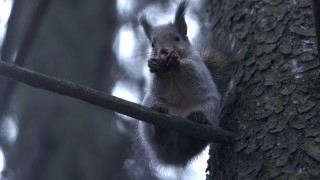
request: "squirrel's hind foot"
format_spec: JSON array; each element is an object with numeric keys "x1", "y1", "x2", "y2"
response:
[
  {"x1": 151, "y1": 102, "x2": 168, "y2": 113},
  {"x1": 187, "y1": 111, "x2": 208, "y2": 124}
]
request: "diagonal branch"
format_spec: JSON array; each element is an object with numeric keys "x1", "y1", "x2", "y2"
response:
[{"x1": 0, "y1": 60, "x2": 234, "y2": 143}]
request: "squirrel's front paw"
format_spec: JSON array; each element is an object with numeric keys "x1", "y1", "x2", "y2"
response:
[
  {"x1": 151, "y1": 102, "x2": 168, "y2": 113},
  {"x1": 163, "y1": 51, "x2": 179, "y2": 72},
  {"x1": 148, "y1": 58, "x2": 163, "y2": 73},
  {"x1": 148, "y1": 51, "x2": 179, "y2": 73},
  {"x1": 187, "y1": 111, "x2": 208, "y2": 124}
]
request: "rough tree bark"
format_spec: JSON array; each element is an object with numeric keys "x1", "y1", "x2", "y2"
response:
[{"x1": 206, "y1": 0, "x2": 320, "y2": 179}]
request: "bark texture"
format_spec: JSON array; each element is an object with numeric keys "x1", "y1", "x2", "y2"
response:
[{"x1": 206, "y1": 0, "x2": 320, "y2": 179}]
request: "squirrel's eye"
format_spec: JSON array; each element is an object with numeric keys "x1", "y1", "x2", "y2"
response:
[
  {"x1": 151, "y1": 42, "x2": 154, "y2": 47},
  {"x1": 175, "y1": 35, "x2": 180, "y2": 41}
]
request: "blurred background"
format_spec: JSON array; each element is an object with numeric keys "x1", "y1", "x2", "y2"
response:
[{"x1": 0, "y1": 0, "x2": 209, "y2": 179}]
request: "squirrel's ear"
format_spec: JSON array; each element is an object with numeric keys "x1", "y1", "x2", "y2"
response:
[
  {"x1": 174, "y1": 0, "x2": 188, "y2": 37},
  {"x1": 139, "y1": 13, "x2": 152, "y2": 40}
]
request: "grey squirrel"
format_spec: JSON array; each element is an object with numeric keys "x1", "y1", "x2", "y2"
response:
[{"x1": 137, "y1": 0, "x2": 238, "y2": 167}]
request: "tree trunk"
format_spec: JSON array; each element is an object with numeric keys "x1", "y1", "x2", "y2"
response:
[{"x1": 206, "y1": 0, "x2": 320, "y2": 179}]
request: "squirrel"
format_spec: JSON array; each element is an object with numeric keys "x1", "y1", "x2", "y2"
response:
[{"x1": 137, "y1": 0, "x2": 238, "y2": 167}]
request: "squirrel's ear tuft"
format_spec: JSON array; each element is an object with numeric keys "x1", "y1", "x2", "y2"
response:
[
  {"x1": 138, "y1": 13, "x2": 152, "y2": 40},
  {"x1": 174, "y1": 0, "x2": 188, "y2": 37}
]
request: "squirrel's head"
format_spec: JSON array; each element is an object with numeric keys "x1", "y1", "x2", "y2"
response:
[{"x1": 139, "y1": 0, "x2": 191, "y2": 59}]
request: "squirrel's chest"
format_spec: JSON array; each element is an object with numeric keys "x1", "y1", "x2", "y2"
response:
[{"x1": 155, "y1": 77, "x2": 195, "y2": 106}]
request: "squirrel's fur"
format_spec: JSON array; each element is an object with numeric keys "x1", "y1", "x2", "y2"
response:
[{"x1": 137, "y1": 0, "x2": 238, "y2": 167}]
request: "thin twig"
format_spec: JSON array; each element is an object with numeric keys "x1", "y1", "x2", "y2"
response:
[{"x1": 0, "y1": 60, "x2": 234, "y2": 143}]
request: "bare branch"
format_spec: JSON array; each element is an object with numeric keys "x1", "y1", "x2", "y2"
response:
[{"x1": 0, "y1": 60, "x2": 234, "y2": 143}]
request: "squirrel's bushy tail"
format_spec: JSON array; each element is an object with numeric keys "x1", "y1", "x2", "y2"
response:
[{"x1": 195, "y1": 33, "x2": 239, "y2": 97}]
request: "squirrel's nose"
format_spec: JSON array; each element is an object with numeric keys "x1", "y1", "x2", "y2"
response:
[{"x1": 157, "y1": 49, "x2": 170, "y2": 59}]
